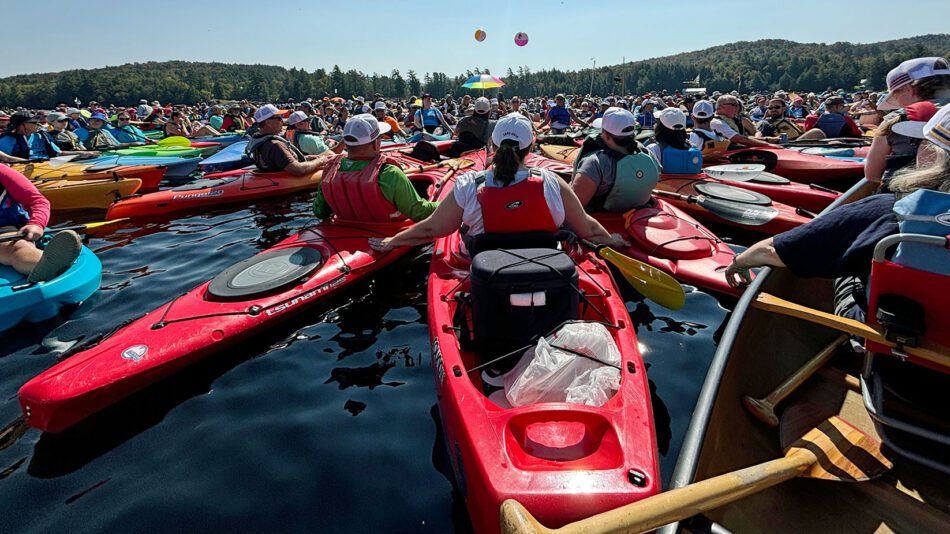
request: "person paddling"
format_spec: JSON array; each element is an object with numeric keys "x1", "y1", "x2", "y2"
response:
[
  {"x1": 245, "y1": 104, "x2": 332, "y2": 175},
  {"x1": 313, "y1": 114, "x2": 437, "y2": 223},
  {"x1": 0, "y1": 165, "x2": 82, "y2": 283},
  {"x1": 369, "y1": 113, "x2": 626, "y2": 253}
]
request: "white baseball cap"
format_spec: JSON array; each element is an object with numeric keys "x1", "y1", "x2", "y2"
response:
[
  {"x1": 591, "y1": 107, "x2": 637, "y2": 137},
  {"x1": 491, "y1": 113, "x2": 534, "y2": 150},
  {"x1": 342, "y1": 113, "x2": 391, "y2": 145},
  {"x1": 287, "y1": 110, "x2": 309, "y2": 126},
  {"x1": 474, "y1": 97, "x2": 490, "y2": 113},
  {"x1": 253, "y1": 104, "x2": 280, "y2": 123},
  {"x1": 373, "y1": 101, "x2": 387, "y2": 110},
  {"x1": 657, "y1": 107, "x2": 687, "y2": 130},
  {"x1": 692, "y1": 100, "x2": 715, "y2": 119},
  {"x1": 884, "y1": 57, "x2": 950, "y2": 107}
]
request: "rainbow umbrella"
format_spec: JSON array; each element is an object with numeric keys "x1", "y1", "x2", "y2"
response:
[{"x1": 462, "y1": 74, "x2": 506, "y2": 90}]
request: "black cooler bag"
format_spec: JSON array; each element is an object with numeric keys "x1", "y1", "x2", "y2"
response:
[{"x1": 470, "y1": 248, "x2": 579, "y2": 359}]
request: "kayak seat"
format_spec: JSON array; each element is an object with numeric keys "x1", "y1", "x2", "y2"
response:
[
  {"x1": 624, "y1": 207, "x2": 714, "y2": 260},
  {"x1": 728, "y1": 149, "x2": 778, "y2": 171},
  {"x1": 207, "y1": 246, "x2": 323, "y2": 300},
  {"x1": 693, "y1": 182, "x2": 772, "y2": 205},
  {"x1": 173, "y1": 177, "x2": 240, "y2": 191}
]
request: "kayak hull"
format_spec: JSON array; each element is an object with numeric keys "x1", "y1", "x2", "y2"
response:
[
  {"x1": 81, "y1": 155, "x2": 201, "y2": 178},
  {"x1": 0, "y1": 246, "x2": 101, "y2": 332},
  {"x1": 20, "y1": 171, "x2": 446, "y2": 433},
  {"x1": 12, "y1": 161, "x2": 169, "y2": 189},
  {"x1": 594, "y1": 206, "x2": 741, "y2": 296},
  {"x1": 722, "y1": 147, "x2": 864, "y2": 182},
  {"x1": 197, "y1": 140, "x2": 251, "y2": 173},
  {"x1": 656, "y1": 176, "x2": 812, "y2": 234},
  {"x1": 105, "y1": 169, "x2": 321, "y2": 220},
  {"x1": 113, "y1": 146, "x2": 205, "y2": 158},
  {"x1": 36, "y1": 178, "x2": 142, "y2": 210},
  {"x1": 427, "y1": 170, "x2": 659, "y2": 533}
]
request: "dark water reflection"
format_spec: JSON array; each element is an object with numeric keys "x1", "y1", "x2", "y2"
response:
[{"x1": 0, "y1": 193, "x2": 730, "y2": 532}]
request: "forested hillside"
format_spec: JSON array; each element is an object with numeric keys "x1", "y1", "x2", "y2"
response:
[{"x1": 1, "y1": 35, "x2": 947, "y2": 107}]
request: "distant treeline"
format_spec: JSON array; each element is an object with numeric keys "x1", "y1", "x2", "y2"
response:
[{"x1": 1, "y1": 35, "x2": 948, "y2": 108}]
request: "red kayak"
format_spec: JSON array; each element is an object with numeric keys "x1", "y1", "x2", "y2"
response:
[
  {"x1": 721, "y1": 147, "x2": 864, "y2": 182},
  {"x1": 657, "y1": 175, "x2": 813, "y2": 234},
  {"x1": 106, "y1": 168, "x2": 323, "y2": 220},
  {"x1": 532, "y1": 149, "x2": 840, "y2": 212},
  {"x1": 597, "y1": 205, "x2": 741, "y2": 296},
  {"x1": 19, "y1": 168, "x2": 452, "y2": 433},
  {"x1": 428, "y1": 178, "x2": 660, "y2": 533}
]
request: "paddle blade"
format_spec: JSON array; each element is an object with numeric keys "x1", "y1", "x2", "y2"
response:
[
  {"x1": 696, "y1": 196, "x2": 779, "y2": 226},
  {"x1": 83, "y1": 218, "x2": 128, "y2": 230},
  {"x1": 158, "y1": 136, "x2": 190, "y2": 147},
  {"x1": 782, "y1": 406, "x2": 892, "y2": 482},
  {"x1": 599, "y1": 247, "x2": 686, "y2": 310}
]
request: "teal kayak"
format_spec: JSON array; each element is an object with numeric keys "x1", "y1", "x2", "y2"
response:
[{"x1": 0, "y1": 245, "x2": 102, "y2": 332}]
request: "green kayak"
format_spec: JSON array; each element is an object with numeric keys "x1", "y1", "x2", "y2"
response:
[{"x1": 113, "y1": 145, "x2": 205, "y2": 158}]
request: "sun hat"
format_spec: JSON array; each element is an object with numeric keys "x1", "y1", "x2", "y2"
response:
[
  {"x1": 491, "y1": 113, "x2": 534, "y2": 149},
  {"x1": 287, "y1": 111, "x2": 309, "y2": 126},
  {"x1": 656, "y1": 107, "x2": 687, "y2": 130},
  {"x1": 47, "y1": 111, "x2": 68, "y2": 122},
  {"x1": 88, "y1": 112, "x2": 109, "y2": 123},
  {"x1": 342, "y1": 113, "x2": 390, "y2": 146},
  {"x1": 253, "y1": 104, "x2": 280, "y2": 122},
  {"x1": 884, "y1": 57, "x2": 950, "y2": 108},
  {"x1": 7, "y1": 111, "x2": 38, "y2": 130},
  {"x1": 474, "y1": 97, "x2": 490, "y2": 113},
  {"x1": 691, "y1": 100, "x2": 715, "y2": 119},
  {"x1": 373, "y1": 101, "x2": 387, "y2": 110},
  {"x1": 923, "y1": 105, "x2": 950, "y2": 152}
]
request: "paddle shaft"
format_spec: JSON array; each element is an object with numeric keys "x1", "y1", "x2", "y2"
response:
[
  {"x1": 501, "y1": 449, "x2": 817, "y2": 534},
  {"x1": 742, "y1": 334, "x2": 848, "y2": 427},
  {"x1": 0, "y1": 220, "x2": 126, "y2": 243}
]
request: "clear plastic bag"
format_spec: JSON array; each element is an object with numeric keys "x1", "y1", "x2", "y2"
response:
[{"x1": 503, "y1": 322, "x2": 622, "y2": 407}]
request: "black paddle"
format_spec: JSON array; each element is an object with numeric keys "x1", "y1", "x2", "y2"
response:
[{"x1": 653, "y1": 189, "x2": 780, "y2": 226}]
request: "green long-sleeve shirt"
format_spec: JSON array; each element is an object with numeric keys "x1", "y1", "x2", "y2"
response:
[{"x1": 312, "y1": 158, "x2": 438, "y2": 222}]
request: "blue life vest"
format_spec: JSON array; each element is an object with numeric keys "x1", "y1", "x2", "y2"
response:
[
  {"x1": 892, "y1": 189, "x2": 950, "y2": 275},
  {"x1": 0, "y1": 186, "x2": 29, "y2": 228},
  {"x1": 416, "y1": 108, "x2": 441, "y2": 127},
  {"x1": 0, "y1": 132, "x2": 57, "y2": 160},
  {"x1": 548, "y1": 106, "x2": 571, "y2": 128},
  {"x1": 110, "y1": 125, "x2": 146, "y2": 143},
  {"x1": 659, "y1": 142, "x2": 703, "y2": 174},
  {"x1": 814, "y1": 112, "x2": 847, "y2": 138}
]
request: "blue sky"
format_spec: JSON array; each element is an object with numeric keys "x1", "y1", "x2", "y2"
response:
[{"x1": 4, "y1": 0, "x2": 948, "y2": 78}]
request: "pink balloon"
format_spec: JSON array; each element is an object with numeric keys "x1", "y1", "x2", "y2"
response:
[{"x1": 514, "y1": 32, "x2": 528, "y2": 46}]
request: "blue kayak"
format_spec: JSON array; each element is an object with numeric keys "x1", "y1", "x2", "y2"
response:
[
  {"x1": 198, "y1": 140, "x2": 251, "y2": 173},
  {"x1": 407, "y1": 131, "x2": 452, "y2": 143},
  {"x1": 0, "y1": 245, "x2": 102, "y2": 332},
  {"x1": 191, "y1": 133, "x2": 244, "y2": 147},
  {"x1": 79, "y1": 155, "x2": 201, "y2": 178}
]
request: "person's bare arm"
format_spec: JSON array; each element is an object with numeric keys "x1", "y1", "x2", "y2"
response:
[
  {"x1": 864, "y1": 134, "x2": 890, "y2": 184},
  {"x1": 570, "y1": 173, "x2": 599, "y2": 208},
  {"x1": 558, "y1": 180, "x2": 627, "y2": 247},
  {"x1": 369, "y1": 193, "x2": 462, "y2": 251},
  {"x1": 724, "y1": 237, "x2": 784, "y2": 287}
]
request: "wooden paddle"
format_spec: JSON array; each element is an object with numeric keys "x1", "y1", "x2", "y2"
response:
[
  {"x1": 743, "y1": 334, "x2": 849, "y2": 427},
  {"x1": 0, "y1": 219, "x2": 129, "y2": 244},
  {"x1": 576, "y1": 237, "x2": 686, "y2": 311},
  {"x1": 157, "y1": 136, "x2": 192, "y2": 147},
  {"x1": 752, "y1": 293, "x2": 950, "y2": 370},
  {"x1": 500, "y1": 413, "x2": 891, "y2": 534},
  {"x1": 652, "y1": 189, "x2": 780, "y2": 227}
]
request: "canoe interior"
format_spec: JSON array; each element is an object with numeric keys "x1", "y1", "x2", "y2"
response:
[{"x1": 691, "y1": 268, "x2": 950, "y2": 532}]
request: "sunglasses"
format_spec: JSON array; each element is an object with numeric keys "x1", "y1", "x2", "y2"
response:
[
  {"x1": 767, "y1": 106, "x2": 784, "y2": 110},
  {"x1": 721, "y1": 103, "x2": 739, "y2": 108},
  {"x1": 118, "y1": 117, "x2": 131, "y2": 121}
]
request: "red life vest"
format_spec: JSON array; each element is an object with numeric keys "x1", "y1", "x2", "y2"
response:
[
  {"x1": 476, "y1": 170, "x2": 558, "y2": 234},
  {"x1": 320, "y1": 153, "x2": 402, "y2": 223}
]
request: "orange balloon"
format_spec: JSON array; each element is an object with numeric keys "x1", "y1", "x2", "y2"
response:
[{"x1": 474, "y1": 28, "x2": 486, "y2": 42}]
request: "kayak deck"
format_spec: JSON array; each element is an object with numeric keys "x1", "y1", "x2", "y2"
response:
[{"x1": 20, "y1": 172, "x2": 444, "y2": 433}]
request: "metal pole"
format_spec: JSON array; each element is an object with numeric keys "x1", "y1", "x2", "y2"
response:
[{"x1": 590, "y1": 58, "x2": 596, "y2": 96}]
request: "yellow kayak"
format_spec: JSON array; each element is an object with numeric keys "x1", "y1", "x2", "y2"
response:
[
  {"x1": 539, "y1": 144, "x2": 580, "y2": 163},
  {"x1": 34, "y1": 177, "x2": 142, "y2": 210}
]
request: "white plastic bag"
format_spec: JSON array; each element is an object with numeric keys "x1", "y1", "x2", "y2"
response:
[{"x1": 503, "y1": 322, "x2": 622, "y2": 407}]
